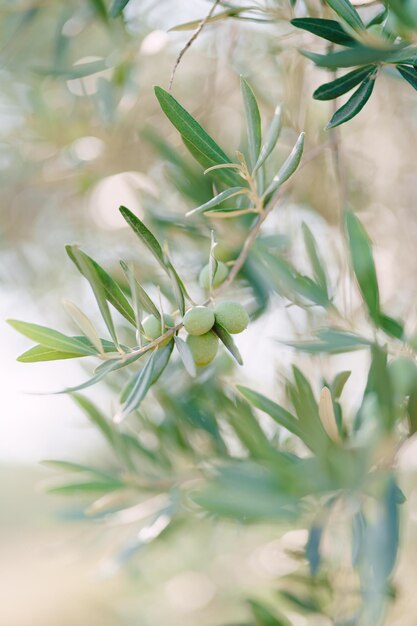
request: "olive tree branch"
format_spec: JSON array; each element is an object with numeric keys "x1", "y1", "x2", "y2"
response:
[{"x1": 117, "y1": 185, "x2": 286, "y2": 361}]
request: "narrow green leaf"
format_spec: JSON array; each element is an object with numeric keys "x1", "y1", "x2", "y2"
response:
[
  {"x1": 72, "y1": 394, "x2": 115, "y2": 446},
  {"x1": 332, "y1": 370, "x2": 351, "y2": 398},
  {"x1": 34, "y1": 59, "x2": 108, "y2": 79},
  {"x1": 174, "y1": 336, "x2": 196, "y2": 377},
  {"x1": 65, "y1": 245, "x2": 135, "y2": 325},
  {"x1": 325, "y1": 0, "x2": 365, "y2": 31},
  {"x1": 154, "y1": 87, "x2": 241, "y2": 187},
  {"x1": 89, "y1": 0, "x2": 108, "y2": 20},
  {"x1": 62, "y1": 300, "x2": 103, "y2": 354},
  {"x1": 302, "y1": 223, "x2": 328, "y2": 295},
  {"x1": 377, "y1": 313, "x2": 404, "y2": 340},
  {"x1": 119, "y1": 206, "x2": 189, "y2": 302},
  {"x1": 46, "y1": 479, "x2": 122, "y2": 495},
  {"x1": 109, "y1": 0, "x2": 130, "y2": 18},
  {"x1": 249, "y1": 598, "x2": 292, "y2": 626},
  {"x1": 186, "y1": 187, "x2": 247, "y2": 217},
  {"x1": 327, "y1": 75, "x2": 375, "y2": 128},
  {"x1": 115, "y1": 352, "x2": 156, "y2": 422},
  {"x1": 182, "y1": 137, "x2": 242, "y2": 187},
  {"x1": 70, "y1": 247, "x2": 119, "y2": 347},
  {"x1": 291, "y1": 17, "x2": 357, "y2": 46},
  {"x1": 313, "y1": 65, "x2": 375, "y2": 100},
  {"x1": 265, "y1": 132, "x2": 305, "y2": 196},
  {"x1": 212, "y1": 322, "x2": 243, "y2": 365},
  {"x1": 284, "y1": 328, "x2": 371, "y2": 353},
  {"x1": 237, "y1": 385, "x2": 304, "y2": 439},
  {"x1": 119, "y1": 206, "x2": 165, "y2": 267},
  {"x1": 115, "y1": 342, "x2": 173, "y2": 422},
  {"x1": 303, "y1": 46, "x2": 396, "y2": 69},
  {"x1": 397, "y1": 64, "x2": 417, "y2": 91},
  {"x1": 253, "y1": 104, "x2": 282, "y2": 172},
  {"x1": 345, "y1": 211, "x2": 380, "y2": 320},
  {"x1": 66, "y1": 246, "x2": 135, "y2": 326},
  {"x1": 53, "y1": 358, "x2": 121, "y2": 394},
  {"x1": 8, "y1": 320, "x2": 97, "y2": 356},
  {"x1": 17, "y1": 337, "x2": 118, "y2": 363},
  {"x1": 261, "y1": 253, "x2": 330, "y2": 307},
  {"x1": 120, "y1": 261, "x2": 161, "y2": 319},
  {"x1": 240, "y1": 76, "x2": 262, "y2": 170}
]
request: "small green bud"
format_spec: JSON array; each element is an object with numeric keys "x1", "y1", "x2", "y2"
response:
[
  {"x1": 389, "y1": 356, "x2": 417, "y2": 398},
  {"x1": 214, "y1": 301, "x2": 249, "y2": 334},
  {"x1": 183, "y1": 306, "x2": 215, "y2": 336},
  {"x1": 199, "y1": 262, "x2": 228, "y2": 291},
  {"x1": 186, "y1": 331, "x2": 219, "y2": 366},
  {"x1": 142, "y1": 313, "x2": 175, "y2": 342}
]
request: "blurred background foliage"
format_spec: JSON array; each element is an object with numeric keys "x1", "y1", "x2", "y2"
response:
[{"x1": 2, "y1": 0, "x2": 417, "y2": 625}]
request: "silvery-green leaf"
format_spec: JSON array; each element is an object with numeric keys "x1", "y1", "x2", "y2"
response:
[
  {"x1": 253, "y1": 104, "x2": 282, "y2": 172},
  {"x1": 174, "y1": 336, "x2": 196, "y2": 377},
  {"x1": 62, "y1": 300, "x2": 103, "y2": 354},
  {"x1": 264, "y1": 132, "x2": 305, "y2": 196}
]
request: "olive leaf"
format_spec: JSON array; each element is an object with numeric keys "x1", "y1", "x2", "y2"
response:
[
  {"x1": 291, "y1": 17, "x2": 357, "y2": 46},
  {"x1": 8, "y1": 320, "x2": 98, "y2": 356},
  {"x1": 253, "y1": 104, "x2": 282, "y2": 172},
  {"x1": 327, "y1": 75, "x2": 375, "y2": 128},
  {"x1": 264, "y1": 132, "x2": 305, "y2": 196},
  {"x1": 212, "y1": 322, "x2": 243, "y2": 365},
  {"x1": 154, "y1": 87, "x2": 242, "y2": 187},
  {"x1": 240, "y1": 76, "x2": 262, "y2": 170},
  {"x1": 313, "y1": 65, "x2": 375, "y2": 101}
]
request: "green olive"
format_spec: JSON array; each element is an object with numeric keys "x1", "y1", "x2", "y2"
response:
[
  {"x1": 199, "y1": 262, "x2": 228, "y2": 290},
  {"x1": 142, "y1": 313, "x2": 175, "y2": 343},
  {"x1": 214, "y1": 301, "x2": 249, "y2": 334},
  {"x1": 213, "y1": 243, "x2": 234, "y2": 263},
  {"x1": 183, "y1": 306, "x2": 215, "y2": 336},
  {"x1": 186, "y1": 331, "x2": 219, "y2": 366}
]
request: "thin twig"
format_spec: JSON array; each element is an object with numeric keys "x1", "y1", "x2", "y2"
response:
[{"x1": 168, "y1": 0, "x2": 221, "y2": 91}]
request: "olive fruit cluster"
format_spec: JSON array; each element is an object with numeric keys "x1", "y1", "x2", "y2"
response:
[{"x1": 184, "y1": 301, "x2": 249, "y2": 367}]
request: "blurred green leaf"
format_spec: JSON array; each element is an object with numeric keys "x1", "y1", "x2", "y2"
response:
[
  {"x1": 345, "y1": 211, "x2": 380, "y2": 320},
  {"x1": 302, "y1": 223, "x2": 328, "y2": 295},
  {"x1": 284, "y1": 328, "x2": 371, "y2": 353},
  {"x1": 237, "y1": 385, "x2": 305, "y2": 440},
  {"x1": 34, "y1": 59, "x2": 108, "y2": 79},
  {"x1": 110, "y1": 0, "x2": 131, "y2": 18},
  {"x1": 249, "y1": 599, "x2": 292, "y2": 626},
  {"x1": 325, "y1": 0, "x2": 365, "y2": 31}
]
